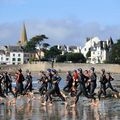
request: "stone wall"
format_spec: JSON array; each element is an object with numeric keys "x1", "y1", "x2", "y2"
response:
[
  {"x1": 0, "y1": 62, "x2": 120, "y2": 73},
  {"x1": 54, "y1": 63, "x2": 120, "y2": 73}
]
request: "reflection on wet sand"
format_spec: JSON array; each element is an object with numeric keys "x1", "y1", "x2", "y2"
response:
[{"x1": 0, "y1": 96, "x2": 120, "y2": 120}]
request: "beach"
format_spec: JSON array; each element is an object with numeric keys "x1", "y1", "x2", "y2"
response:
[{"x1": 0, "y1": 73, "x2": 120, "y2": 120}]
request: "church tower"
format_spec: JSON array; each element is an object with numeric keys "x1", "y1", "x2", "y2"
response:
[{"x1": 18, "y1": 23, "x2": 28, "y2": 46}]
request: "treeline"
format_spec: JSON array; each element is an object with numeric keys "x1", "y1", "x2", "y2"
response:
[{"x1": 24, "y1": 35, "x2": 86, "y2": 63}]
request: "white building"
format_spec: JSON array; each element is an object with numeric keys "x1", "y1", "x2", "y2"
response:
[
  {"x1": 81, "y1": 37, "x2": 113, "y2": 64},
  {"x1": 90, "y1": 41, "x2": 107, "y2": 64},
  {"x1": 0, "y1": 50, "x2": 9, "y2": 64},
  {"x1": 0, "y1": 46, "x2": 32, "y2": 65},
  {"x1": 57, "y1": 45, "x2": 81, "y2": 55},
  {"x1": 81, "y1": 37, "x2": 100, "y2": 57}
]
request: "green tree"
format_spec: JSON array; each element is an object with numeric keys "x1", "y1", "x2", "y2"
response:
[
  {"x1": 108, "y1": 39, "x2": 120, "y2": 64},
  {"x1": 45, "y1": 45, "x2": 62, "y2": 68},
  {"x1": 66, "y1": 53, "x2": 86, "y2": 63},
  {"x1": 24, "y1": 34, "x2": 48, "y2": 60},
  {"x1": 42, "y1": 43, "x2": 50, "y2": 49},
  {"x1": 56, "y1": 54, "x2": 67, "y2": 62}
]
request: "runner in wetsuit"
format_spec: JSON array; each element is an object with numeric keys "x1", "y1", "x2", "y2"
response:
[
  {"x1": 98, "y1": 69, "x2": 107, "y2": 100},
  {"x1": 38, "y1": 71, "x2": 48, "y2": 96},
  {"x1": 46, "y1": 69, "x2": 53, "y2": 90},
  {"x1": 63, "y1": 71, "x2": 73, "y2": 92},
  {"x1": 24, "y1": 71, "x2": 33, "y2": 93},
  {"x1": 15, "y1": 69, "x2": 24, "y2": 97},
  {"x1": 3, "y1": 72, "x2": 15, "y2": 97},
  {"x1": 106, "y1": 72, "x2": 119, "y2": 93},
  {"x1": 89, "y1": 67, "x2": 97, "y2": 96},
  {"x1": 43, "y1": 69, "x2": 66, "y2": 105},
  {"x1": 84, "y1": 70, "x2": 90, "y2": 94},
  {"x1": 72, "y1": 70, "x2": 79, "y2": 89},
  {"x1": 72, "y1": 68, "x2": 96, "y2": 106},
  {"x1": 0, "y1": 74, "x2": 6, "y2": 97}
]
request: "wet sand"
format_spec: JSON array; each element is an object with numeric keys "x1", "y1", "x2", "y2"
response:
[
  {"x1": 0, "y1": 73, "x2": 120, "y2": 120},
  {"x1": 0, "y1": 95, "x2": 120, "y2": 120}
]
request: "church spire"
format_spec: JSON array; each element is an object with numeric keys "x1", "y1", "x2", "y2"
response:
[{"x1": 19, "y1": 23, "x2": 28, "y2": 46}]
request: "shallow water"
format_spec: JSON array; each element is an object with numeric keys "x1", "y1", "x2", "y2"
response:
[{"x1": 0, "y1": 73, "x2": 120, "y2": 120}]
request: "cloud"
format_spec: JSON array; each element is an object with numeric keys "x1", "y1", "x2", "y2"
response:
[
  {"x1": 0, "y1": 19, "x2": 120, "y2": 46},
  {"x1": 26, "y1": 19, "x2": 120, "y2": 46}
]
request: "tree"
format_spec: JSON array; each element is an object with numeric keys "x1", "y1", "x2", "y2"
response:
[
  {"x1": 42, "y1": 43, "x2": 50, "y2": 48},
  {"x1": 66, "y1": 53, "x2": 86, "y2": 63},
  {"x1": 24, "y1": 34, "x2": 48, "y2": 60},
  {"x1": 45, "y1": 46, "x2": 62, "y2": 59},
  {"x1": 45, "y1": 45, "x2": 62, "y2": 68},
  {"x1": 108, "y1": 39, "x2": 120, "y2": 64},
  {"x1": 56, "y1": 54, "x2": 67, "y2": 62}
]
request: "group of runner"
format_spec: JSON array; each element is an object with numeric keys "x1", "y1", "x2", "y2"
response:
[
  {"x1": 0, "y1": 69, "x2": 32, "y2": 99},
  {"x1": 38, "y1": 67, "x2": 119, "y2": 106},
  {"x1": 0, "y1": 67, "x2": 119, "y2": 106}
]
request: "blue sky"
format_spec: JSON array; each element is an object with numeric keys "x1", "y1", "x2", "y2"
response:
[{"x1": 0, "y1": 0, "x2": 120, "y2": 46}]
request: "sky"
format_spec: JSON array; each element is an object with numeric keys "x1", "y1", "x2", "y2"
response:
[{"x1": 0, "y1": 0, "x2": 120, "y2": 46}]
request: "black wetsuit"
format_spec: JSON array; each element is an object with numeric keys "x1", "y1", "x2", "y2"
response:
[
  {"x1": 46, "y1": 74, "x2": 65, "y2": 102},
  {"x1": 98, "y1": 73, "x2": 107, "y2": 100},
  {"x1": 39, "y1": 74, "x2": 48, "y2": 96},
  {"x1": 75, "y1": 73, "x2": 95, "y2": 104},
  {"x1": 25, "y1": 74, "x2": 32, "y2": 92},
  {"x1": 15, "y1": 73, "x2": 24, "y2": 97},
  {"x1": 0, "y1": 75, "x2": 4, "y2": 96},
  {"x1": 3, "y1": 73, "x2": 15, "y2": 96},
  {"x1": 106, "y1": 75, "x2": 118, "y2": 92},
  {"x1": 90, "y1": 72, "x2": 97, "y2": 95},
  {"x1": 47, "y1": 72, "x2": 53, "y2": 90},
  {"x1": 63, "y1": 74, "x2": 73, "y2": 92}
]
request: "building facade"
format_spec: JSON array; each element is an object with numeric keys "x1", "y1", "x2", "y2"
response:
[
  {"x1": 57, "y1": 45, "x2": 81, "y2": 55},
  {"x1": 81, "y1": 37, "x2": 113, "y2": 64},
  {"x1": 0, "y1": 46, "x2": 32, "y2": 65},
  {"x1": 81, "y1": 37, "x2": 100, "y2": 57}
]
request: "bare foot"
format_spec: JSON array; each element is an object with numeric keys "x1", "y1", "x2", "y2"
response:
[
  {"x1": 70, "y1": 104, "x2": 76, "y2": 107},
  {"x1": 114, "y1": 94, "x2": 118, "y2": 98},
  {"x1": 48, "y1": 102, "x2": 53, "y2": 106},
  {"x1": 91, "y1": 99, "x2": 99, "y2": 107},
  {"x1": 41, "y1": 102, "x2": 46, "y2": 106}
]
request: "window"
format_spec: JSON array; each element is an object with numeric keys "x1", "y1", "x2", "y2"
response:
[
  {"x1": 6, "y1": 58, "x2": 9, "y2": 61},
  {"x1": 1, "y1": 57, "x2": 3, "y2": 61},
  {"x1": 13, "y1": 54, "x2": 15, "y2": 57},
  {"x1": 13, "y1": 63, "x2": 15, "y2": 65},
  {"x1": 24, "y1": 54, "x2": 27, "y2": 57},
  {"x1": 18, "y1": 58, "x2": 21, "y2": 61},
  {"x1": 18, "y1": 54, "x2": 20, "y2": 57},
  {"x1": 12, "y1": 58, "x2": 16, "y2": 61},
  {"x1": 84, "y1": 48, "x2": 86, "y2": 51}
]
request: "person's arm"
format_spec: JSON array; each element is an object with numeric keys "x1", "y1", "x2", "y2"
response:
[
  {"x1": 16, "y1": 74, "x2": 19, "y2": 82},
  {"x1": 110, "y1": 76, "x2": 114, "y2": 81}
]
